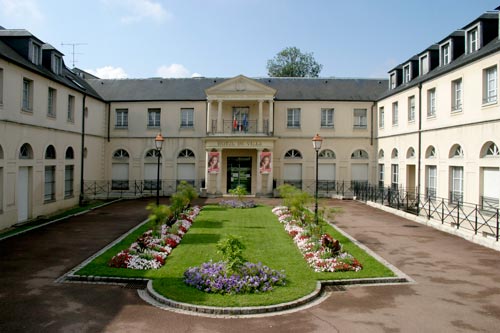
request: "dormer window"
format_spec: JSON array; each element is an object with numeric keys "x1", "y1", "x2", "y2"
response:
[
  {"x1": 466, "y1": 25, "x2": 480, "y2": 54},
  {"x1": 30, "y1": 41, "x2": 41, "y2": 65},
  {"x1": 403, "y1": 64, "x2": 411, "y2": 83},
  {"x1": 440, "y1": 42, "x2": 451, "y2": 66},
  {"x1": 389, "y1": 72, "x2": 396, "y2": 89},
  {"x1": 52, "y1": 54, "x2": 62, "y2": 75},
  {"x1": 419, "y1": 54, "x2": 429, "y2": 75}
]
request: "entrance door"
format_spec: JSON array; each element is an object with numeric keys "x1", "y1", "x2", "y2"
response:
[
  {"x1": 227, "y1": 157, "x2": 252, "y2": 192},
  {"x1": 18, "y1": 167, "x2": 29, "y2": 222},
  {"x1": 406, "y1": 165, "x2": 416, "y2": 198}
]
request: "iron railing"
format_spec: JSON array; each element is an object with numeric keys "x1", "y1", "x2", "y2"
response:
[{"x1": 209, "y1": 119, "x2": 270, "y2": 135}]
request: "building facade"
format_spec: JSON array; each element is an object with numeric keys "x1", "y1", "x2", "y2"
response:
[{"x1": 1, "y1": 9, "x2": 500, "y2": 230}]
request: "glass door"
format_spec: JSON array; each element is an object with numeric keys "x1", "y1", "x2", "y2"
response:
[{"x1": 227, "y1": 157, "x2": 252, "y2": 192}]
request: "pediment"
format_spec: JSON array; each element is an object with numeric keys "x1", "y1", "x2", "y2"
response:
[{"x1": 205, "y1": 75, "x2": 276, "y2": 98}]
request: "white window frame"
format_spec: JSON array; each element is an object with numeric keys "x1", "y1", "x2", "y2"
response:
[
  {"x1": 451, "y1": 78, "x2": 463, "y2": 112},
  {"x1": 378, "y1": 164, "x2": 384, "y2": 188},
  {"x1": 379, "y1": 107, "x2": 384, "y2": 128},
  {"x1": 403, "y1": 64, "x2": 410, "y2": 83},
  {"x1": 391, "y1": 164, "x2": 399, "y2": 189},
  {"x1": 52, "y1": 54, "x2": 62, "y2": 75},
  {"x1": 392, "y1": 102, "x2": 398, "y2": 126},
  {"x1": 450, "y1": 166, "x2": 464, "y2": 204},
  {"x1": 426, "y1": 165, "x2": 437, "y2": 200},
  {"x1": 321, "y1": 108, "x2": 334, "y2": 128},
  {"x1": 427, "y1": 88, "x2": 436, "y2": 117},
  {"x1": 30, "y1": 41, "x2": 41, "y2": 65},
  {"x1": 67, "y1": 95, "x2": 75, "y2": 122},
  {"x1": 353, "y1": 108, "x2": 367, "y2": 129},
  {"x1": 48, "y1": 87, "x2": 57, "y2": 117},
  {"x1": 44, "y1": 165, "x2": 56, "y2": 202},
  {"x1": 180, "y1": 108, "x2": 194, "y2": 128},
  {"x1": 419, "y1": 54, "x2": 429, "y2": 75},
  {"x1": 483, "y1": 66, "x2": 497, "y2": 104},
  {"x1": 389, "y1": 72, "x2": 396, "y2": 89},
  {"x1": 466, "y1": 25, "x2": 480, "y2": 54},
  {"x1": 287, "y1": 108, "x2": 301, "y2": 128},
  {"x1": 147, "y1": 108, "x2": 161, "y2": 128},
  {"x1": 115, "y1": 109, "x2": 128, "y2": 128},
  {"x1": 408, "y1": 95, "x2": 415, "y2": 122},
  {"x1": 440, "y1": 42, "x2": 451, "y2": 66},
  {"x1": 22, "y1": 78, "x2": 33, "y2": 112}
]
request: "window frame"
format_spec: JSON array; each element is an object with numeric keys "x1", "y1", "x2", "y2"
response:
[
  {"x1": 379, "y1": 107, "x2": 385, "y2": 128},
  {"x1": 466, "y1": 24, "x2": 480, "y2": 54},
  {"x1": 30, "y1": 41, "x2": 42, "y2": 65},
  {"x1": 147, "y1": 108, "x2": 161, "y2": 128},
  {"x1": 44, "y1": 165, "x2": 56, "y2": 203},
  {"x1": 408, "y1": 95, "x2": 415, "y2": 122},
  {"x1": 52, "y1": 54, "x2": 63, "y2": 75},
  {"x1": 419, "y1": 54, "x2": 429, "y2": 76},
  {"x1": 180, "y1": 108, "x2": 194, "y2": 128},
  {"x1": 378, "y1": 164, "x2": 384, "y2": 188},
  {"x1": 115, "y1": 109, "x2": 129, "y2": 128},
  {"x1": 483, "y1": 66, "x2": 497, "y2": 105},
  {"x1": 440, "y1": 41, "x2": 451, "y2": 66},
  {"x1": 427, "y1": 88, "x2": 436, "y2": 117},
  {"x1": 67, "y1": 95, "x2": 75, "y2": 122},
  {"x1": 403, "y1": 64, "x2": 410, "y2": 83},
  {"x1": 286, "y1": 108, "x2": 301, "y2": 129},
  {"x1": 392, "y1": 102, "x2": 398, "y2": 126},
  {"x1": 64, "y1": 165, "x2": 74, "y2": 198},
  {"x1": 353, "y1": 108, "x2": 367, "y2": 129},
  {"x1": 320, "y1": 108, "x2": 334, "y2": 128},
  {"x1": 450, "y1": 166, "x2": 464, "y2": 204},
  {"x1": 451, "y1": 78, "x2": 463, "y2": 112},
  {"x1": 391, "y1": 164, "x2": 399, "y2": 189},
  {"x1": 47, "y1": 87, "x2": 57, "y2": 118},
  {"x1": 22, "y1": 78, "x2": 33, "y2": 112}
]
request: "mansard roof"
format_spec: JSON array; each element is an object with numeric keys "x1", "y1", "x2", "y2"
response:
[{"x1": 87, "y1": 76, "x2": 388, "y2": 102}]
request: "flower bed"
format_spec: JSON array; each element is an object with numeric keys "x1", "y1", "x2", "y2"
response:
[
  {"x1": 108, "y1": 206, "x2": 201, "y2": 270},
  {"x1": 272, "y1": 206, "x2": 362, "y2": 273},
  {"x1": 219, "y1": 199, "x2": 256, "y2": 208},
  {"x1": 184, "y1": 261, "x2": 286, "y2": 294}
]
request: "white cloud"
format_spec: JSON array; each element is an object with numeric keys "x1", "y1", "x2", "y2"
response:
[
  {"x1": 85, "y1": 66, "x2": 128, "y2": 79},
  {"x1": 102, "y1": 0, "x2": 171, "y2": 24},
  {"x1": 0, "y1": 0, "x2": 44, "y2": 23},
  {"x1": 156, "y1": 64, "x2": 193, "y2": 78},
  {"x1": 191, "y1": 73, "x2": 203, "y2": 78}
]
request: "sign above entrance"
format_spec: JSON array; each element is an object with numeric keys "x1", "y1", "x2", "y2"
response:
[{"x1": 216, "y1": 141, "x2": 263, "y2": 148}]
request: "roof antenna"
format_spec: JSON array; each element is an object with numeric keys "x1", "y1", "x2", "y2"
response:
[{"x1": 61, "y1": 42, "x2": 87, "y2": 68}]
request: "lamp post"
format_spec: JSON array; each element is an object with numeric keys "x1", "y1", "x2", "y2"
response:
[
  {"x1": 312, "y1": 133, "x2": 323, "y2": 224},
  {"x1": 154, "y1": 133, "x2": 164, "y2": 205}
]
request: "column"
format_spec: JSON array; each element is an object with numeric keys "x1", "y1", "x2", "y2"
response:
[
  {"x1": 268, "y1": 100, "x2": 274, "y2": 134},
  {"x1": 256, "y1": 149, "x2": 263, "y2": 195},
  {"x1": 204, "y1": 150, "x2": 210, "y2": 190},
  {"x1": 257, "y1": 100, "x2": 263, "y2": 133},
  {"x1": 206, "y1": 100, "x2": 212, "y2": 133},
  {"x1": 267, "y1": 151, "x2": 274, "y2": 194},
  {"x1": 216, "y1": 149, "x2": 222, "y2": 194},
  {"x1": 217, "y1": 100, "x2": 223, "y2": 133}
]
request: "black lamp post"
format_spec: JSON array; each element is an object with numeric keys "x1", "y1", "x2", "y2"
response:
[
  {"x1": 312, "y1": 133, "x2": 323, "y2": 224},
  {"x1": 154, "y1": 133, "x2": 164, "y2": 205}
]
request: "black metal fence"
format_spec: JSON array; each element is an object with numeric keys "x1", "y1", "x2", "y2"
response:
[{"x1": 83, "y1": 180, "x2": 203, "y2": 199}]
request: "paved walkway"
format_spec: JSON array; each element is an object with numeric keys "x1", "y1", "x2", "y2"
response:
[{"x1": 1, "y1": 198, "x2": 499, "y2": 332}]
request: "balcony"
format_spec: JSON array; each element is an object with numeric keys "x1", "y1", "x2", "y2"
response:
[{"x1": 209, "y1": 119, "x2": 270, "y2": 136}]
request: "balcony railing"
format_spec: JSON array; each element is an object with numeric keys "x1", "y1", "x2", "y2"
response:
[{"x1": 210, "y1": 119, "x2": 270, "y2": 135}]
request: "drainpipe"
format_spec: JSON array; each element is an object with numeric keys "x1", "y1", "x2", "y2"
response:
[
  {"x1": 417, "y1": 83, "x2": 422, "y2": 214},
  {"x1": 79, "y1": 94, "x2": 87, "y2": 206}
]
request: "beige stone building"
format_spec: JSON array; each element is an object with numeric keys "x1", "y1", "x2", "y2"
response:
[{"x1": 1, "y1": 9, "x2": 500, "y2": 230}]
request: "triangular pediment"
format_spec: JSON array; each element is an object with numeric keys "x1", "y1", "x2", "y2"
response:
[{"x1": 205, "y1": 75, "x2": 276, "y2": 98}]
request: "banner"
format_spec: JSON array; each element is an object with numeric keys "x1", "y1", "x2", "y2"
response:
[
  {"x1": 259, "y1": 152, "x2": 272, "y2": 174},
  {"x1": 208, "y1": 152, "x2": 220, "y2": 174}
]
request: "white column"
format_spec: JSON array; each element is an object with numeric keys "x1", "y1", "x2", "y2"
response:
[
  {"x1": 267, "y1": 152, "x2": 274, "y2": 194},
  {"x1": 217, "y1": 100, "x2": 223, "y2": 133},
  {"x1": 204, "y1": 150, "x2": 210, "y2": 190},
  {"x1": 268, "y1": 100, "x2": 274, "y2": 134},
  {"x1": 216, "y1": 149, "x2": 222, "y2": 194},
  {"x1": 256, "y1": 149, "x2": 262, "y2": 194},
  {"x1": 206, "y1": 100, "x2": 212, "y2": 133},
  {"x1": 257, "y1": 100, "x2": 263, "y2": 133}
]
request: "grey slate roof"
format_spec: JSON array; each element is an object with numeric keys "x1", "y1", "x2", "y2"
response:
[{"x1": 87, "y1": 77, "x2": 388, "y2": 102}]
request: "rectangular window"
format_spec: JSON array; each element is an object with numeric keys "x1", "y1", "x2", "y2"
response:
[
  {"x1": 378, "y1": 164, "x2": 384, "y2": 188},
  {"x1": 180, "y1": 108, "x2": 194, "y2": 128},
  {"x1": 287, "y1": 108, "x2": 301, "y2": 128},
  {"x1": 22, "y1": 78, "x2": 33, "y2": 111},
  {"x1": 450, "y1": 166, "x2": 464, "y2": 204},
  {"x1": 52, "y1": 55, "x2": 62, "y2": 75},
  {"x1": 427, "y1": 88, "x2": 436, "y2": 117},
  {"x1": 44, "y1": 166, "x2": 56, "y2": 202},
  {"x1": 426, "y1": 165, "x2": 437, "y2": 200},
  {"x1": 67, "y1": 95, "x2": 75, "y2": 122},
  {"x1": 408, "y1": 95, "x2": 415, "y2": 122},
  {"x1": 389, "y1": 73, "x2": 396, "y2": 89},
  {"x1": 451, "y1": 79, "x2": 462, "y2": 112},
  {"x1": 483, "y1": 66, "x2": 497, "y2": 104},
  {"x1": 467, "y1": 27, "x2": 479, "y2": 53},
  {"x1": 403, "y1": 65, "x2": 410, "y2": 83},
  {"x1": 391, "y1": 164, "x2": 399, "y2": 189},
  {"x1": 441, "y1": 42, "x2": 450, "y2": 66},
  {"x1": 48, "y1": 87, "x2": 57, "y2": 117},
  {"x1": 353, "y1": 108, "x2": 367, "y2": 129},
  {"x1": 379, "y1": 107, "x2": 385, "y2": 128},
  {"x1": 31, "y1": 41, "x2": 41, "y2": 65},
  {"x1": 321, "y1": 108, "x2": 334, "y2": 128},
  {"x1": 392, "y1": 102, "x2": 398, "y2": 126},
  {"x1": 147, "y1": 108, "x2": 161, "y2": 127},
  {"x1": 0, "y1": 68, "x2": 3, "y2": 105},
  {"x1": 420, "y1": 54, "x2": 429, "y2": 75},
  {"x1": 115, "y1": 109, "x2": 128, "y2": 128},
  {"x1": 64, "y1": 165, "x2": 74, "y2": 198}
]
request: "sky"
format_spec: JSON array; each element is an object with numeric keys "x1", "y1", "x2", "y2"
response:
[{"x1": 1, "y1": 0, "x2": 499, "y2": 79}]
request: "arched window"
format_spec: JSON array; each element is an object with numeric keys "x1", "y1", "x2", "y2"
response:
[
  {"x1": 178, "y1": 149, "x2": 195, "y2": 158},
  {"x1": 378, "y1": 149, "x2": 384, "y2": 159},
  {"x1": 481, "y1": 142, "x2": 500, "y2": 157},
  {"x1": 426, "y1": 146, "x2": 436, "y2": 158},
  {"x1": 113, "y1": 149, "x2": 129, "y2": 159},
  {"x1": 45, "y1": 145, "x2": 56, "y2": 159},
  {"x1": 145, "y1": 149, "x2": 160, "y2": 158},
  {"x1": 391, "y1": 148, "x2": 398, "y2": 159},
  {"x1": 319, "y1": 149, "x2": 335, "y2": 159},
  {"x1": 284, "y1": 149, "x2": 302, "y2": 159},
  {"x1": 407, "y1": 147, "x2": 415, "y2": 158},
  {"x1": 351, "y1": 149, "x2": 369, "y2": 159},
  {"x1": 65, "y1": 147, "x2": 74, "y2": 160},
  {"x1": 19, "y1": 143, "x2": 33, "y2": 159},
  {"x1": 449, "y1": 144, "x2": 464, "y2": 158}
]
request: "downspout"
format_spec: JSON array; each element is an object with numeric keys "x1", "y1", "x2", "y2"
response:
[
  {"x1": 79, "y1": 94, "x2": 87, "y2": 206},
  {"x1": 417, "y1": 83, "x2": 422, "y2": 214},
  {"x1": 107, "y1": 102, "x2": 111, "y2": 142}
]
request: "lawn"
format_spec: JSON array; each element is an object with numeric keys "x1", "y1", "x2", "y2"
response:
[{"x1": 76, "y1": 204, "x2": 394, "y2": 307}]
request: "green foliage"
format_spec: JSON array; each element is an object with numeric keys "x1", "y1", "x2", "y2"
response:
[
  {"x1": 177, "y1": 181, "x2": 198, "y2": 204},
  {"x1": 146, "y1": 203, "x2": 171, "y2": 232},
  {"x1": 216, "y1": 234, "x2": 246, "y2": 274},
  {"x1": 228, "y1": 185, "x2": 247, "y2": 202},
  {"x1": 277, "y1": 184, "x2": 312, "y2": 222},
  {"x1": 169, "y1": 182, "x2": 198, "y2": 223},
  {"x1": 267, "y1": 46, "x2": 323, "y2": 77}
]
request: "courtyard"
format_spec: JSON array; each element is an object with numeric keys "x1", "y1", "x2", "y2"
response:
[{"x1": 0, "y1": 198, "x2": 499, "y2": 332}]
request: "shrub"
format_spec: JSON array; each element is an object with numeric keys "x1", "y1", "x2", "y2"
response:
[{"x1": 216, "y1": 234, "x2": 246, "y2": 274}]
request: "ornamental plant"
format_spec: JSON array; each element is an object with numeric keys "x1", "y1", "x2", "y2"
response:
[{"x1": 216, "y1": 234, "x2": 246, "y2": 274}]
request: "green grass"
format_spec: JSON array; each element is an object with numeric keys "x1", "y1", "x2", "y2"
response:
[{"x1": 76, "y1": 204, "x2": 394, "y2": 307}]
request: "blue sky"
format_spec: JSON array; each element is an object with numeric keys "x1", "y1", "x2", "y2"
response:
[{"x1": 1, "y1": 0, "x2": 499, "y2": 79}]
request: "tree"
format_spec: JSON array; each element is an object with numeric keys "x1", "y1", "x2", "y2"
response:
[{"x1": 267, "y1": 47, "x2": 323, "y2": 77}]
